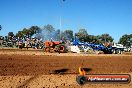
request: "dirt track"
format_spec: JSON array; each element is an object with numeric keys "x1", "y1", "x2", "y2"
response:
[
  {"x1": 0, "y1": 54, "x2": 132, "y2": 76},
  {"x1": 0, "y1": 49, "x2": 132, "y2": 88}
]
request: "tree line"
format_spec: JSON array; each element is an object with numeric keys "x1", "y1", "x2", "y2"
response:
[{"x1": 2, "y1": 24, "x2": 132, "y2": 47}]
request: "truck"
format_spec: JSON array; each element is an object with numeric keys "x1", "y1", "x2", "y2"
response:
[{"x1": 112, "y1": 43, "x2": 124, "y2": 54}]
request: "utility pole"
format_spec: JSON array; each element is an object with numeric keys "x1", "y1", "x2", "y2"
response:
[
  {"x1": 59, "y1": 16, "x2": 62, "y2": 41},
  {"x1": 59, "y1": 0, "x2": 66, "y2": 41}
]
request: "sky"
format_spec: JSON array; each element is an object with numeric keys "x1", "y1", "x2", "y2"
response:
[{"x1": 0, "y1": 0, "x2": 132, "y2": 42}]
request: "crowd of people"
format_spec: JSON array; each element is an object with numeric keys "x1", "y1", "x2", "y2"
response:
[{"x1": 0, "y1": 36, "x2": 44, "y2": 49}]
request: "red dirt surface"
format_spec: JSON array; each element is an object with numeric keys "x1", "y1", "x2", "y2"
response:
[
  {"x1": 0, "y1": 49, "x2": 132, "y2": 88},
  {"x1": 0, "y1": 54, "x2": 132, "y2": 76}
]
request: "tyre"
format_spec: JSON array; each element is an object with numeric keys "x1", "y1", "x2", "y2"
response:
[
  {"x1": 112, "y1": 49, "x2": 115, "y2": 54},
  {"x1": 44, "y1": 47, "x2": 50, "y2": 52},
  {"x1": 76, "y1": 76, "x2": 87, "y2": 85},
  {"x1": 56, "y1": 44, "x2": 67, "y2": 53},
  {"x1": 115, "y1": 49, "x2": 121, "y2": 54}
]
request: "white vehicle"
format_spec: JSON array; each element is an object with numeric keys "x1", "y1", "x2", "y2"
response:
[
  {"x1": 69, "y1": 45, "x2": 93, "y2": 53},
  {"x1": 128, "y1": 45, "x2": 132, "y2": 52},
  {"x1": 131, "y1": 45, "x2": 132, "y2": 51},
  {"x1": 70, "y1": 45, "x2": 81, "y2": 53},
  {"x1": 112, "y1": 43, "x2": 125, "y2": 54},
  {"x1": 124, "y1": 46, "x2": 128, "y2": 52}
]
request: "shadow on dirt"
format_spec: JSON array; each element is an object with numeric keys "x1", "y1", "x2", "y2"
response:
[
  {"x1": 82, "y1": 68, "x2": 92, "y2": 72},
  {"x1": 51, "y1": 68, "x2": 92, "y2": 75},
  {"x1": 52, "y1": 68, "x2": 69, "y2": 74}
]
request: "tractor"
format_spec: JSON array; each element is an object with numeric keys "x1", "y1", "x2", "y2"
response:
[{"x1": 44, "y1": 40, "x2": 67, "y2": 53}]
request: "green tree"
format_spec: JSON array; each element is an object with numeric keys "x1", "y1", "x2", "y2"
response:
[
  {"x1": 61, "y1": 29, "x2": 73, "y2": 41},
  {"x1": 29, "y1": 26, "x2": 40, "y2": 37},
  {"x1": 42, "y1": 24, "x2": 55, "y2": 40},
  {"x1": 76, "y1": 29, "x2": 88, "y2": 42},
  {"x1": 8, "y1": 32, "x2": 14, "y2": 37},
  {"x1": 99, "y1": 33, "x2": 113, "y2": 43},
  {"x1": 44, "y1": 24, "x2": 55, "y2": 33},
  {"x1": 119, "y1": 34, "x2": 132, "y2": 47},
  {"x1": 21, "y1": 28, "x2": 30, "y2": 37},
  {"x1": 16, "y1": 26, "x2": 40, "y2": 38},
  {"x1": 76, "y1": 29, "x2": 88, "y2": 36},
  {"x1": 16, "y1": 31, "x2": 23, "y2": 38},
  {"x1": 85, "y1": 35, "x2": 99, "y2": 43},
  {"x1": 8, "y1": 32, "x2": 14, "y2": 40}
]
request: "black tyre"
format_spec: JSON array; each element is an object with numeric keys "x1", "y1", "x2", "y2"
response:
[
  {"x1": 56, "y1": 44, "x2": 67, "y2": 53},
  {"x1": 115, "y1": 49, "x2": 121, "y2": 54},
  {"x1": 19, "y1": 45, "x2": 22, "y2": 49},
  {"x1": 76, "y1": 76, "x2": 87, "y2": 85}
]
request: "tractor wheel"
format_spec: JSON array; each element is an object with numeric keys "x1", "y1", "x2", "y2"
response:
[
  {"x1": 56, "y1": 44, "x2": 67, "y2": 53},
  {"x1": 44, "y1": 47, "x2": 55, "y2": 53},
  {"x1": 19, "y1": 45, "x2": 22, "y2": 49},
  {"x1": 112, "y1": 49, "x2": 116, "y2": 54},
  {"x1": 115, "y1": 49, "x2": 121, "y2": 54},
  {"x1": 44, "y1": 47, "x2": 50, "y2": 52}
]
